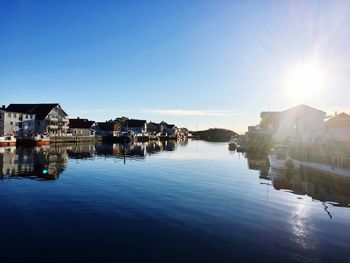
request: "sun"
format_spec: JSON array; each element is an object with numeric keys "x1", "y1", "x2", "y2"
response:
[{"x1": 285, "y1": 61, "x2": 324, "y2": 103}]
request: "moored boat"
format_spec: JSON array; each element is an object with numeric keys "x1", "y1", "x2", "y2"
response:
[
  {"x1": 228, "y1": 136, "x2": 237, "y2": 150},
  {"x1": 0, "y1": 135, "x2": 17, "y2": 147},
  {"x1": 19, "y1": 133, "x2": 50, "y2": 146},
  {"x1": 268, "y1": 145, "x2": 291, "y2": 170}
]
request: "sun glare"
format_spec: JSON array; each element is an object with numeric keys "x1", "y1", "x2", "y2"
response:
[{"x1": 285, "y1": 61, "x2": 324, "y2": 103}]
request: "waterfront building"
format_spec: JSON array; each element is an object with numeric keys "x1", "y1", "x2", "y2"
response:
[
  {"x1": 323, "y1": 112, "x2": 350, "y2": 147},
  {"x1": 94, "y1": 122, "x2": 122, "y2": 137},
  {"x1": 244, "y1": 104, "x2": 326, "y2": 150},
  {"x1": 123, "y1": 119, "x2": 147, "y2": 136},
  {"x1": 69, "y1": 118, "x2": 97, "y2": 136},
  {"x1": 164, "y1": 124, "x2": 178, "y2": 136},
  {"x1": 274, "y1": 104, "x2": 326, "y2": 143},
  {"x1": 147, "y1": 122, "x2": 162, "y2": 135},
  {"x1": 0, "y1": 105, "x2": 36, "y2": 136},
  {"x1": 6, "y1": 104, "x2": 69, "y2": 136}
]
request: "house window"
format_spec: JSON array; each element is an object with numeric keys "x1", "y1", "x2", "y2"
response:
[
  {"x1": 10, "y1": 121, "x2": 13, "y2": 125},
  {"x1": 13, "y1": 113, "x2": 16, "y2": 118},
  {"x1": 8, "y1": 113, "x2": 11, "y2": 117}
]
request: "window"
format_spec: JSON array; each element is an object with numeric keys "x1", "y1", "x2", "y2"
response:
[
  {"x1": 8, "y1": 113, "x2": 11, "y2": 117},
  {"x1": 10, "y1": 121, "x2": 13, "y2": 125},
  {"x1": 25, "y1": 114, "x2": 28, "y2": 119},
  {"x1": 13, "y1": 113, "x2": 16, "y2": 118}
]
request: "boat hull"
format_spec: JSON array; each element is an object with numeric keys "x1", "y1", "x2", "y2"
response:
[
  {"x1": 0, "y1": 141, "x2": 16, "y2": 147},
  {"x1": 268, "y1": 155, "x2": 287, "y2": 170},
  {"x1": 292, "y1": 159, "x2": 350, "y2": 178},
  {"x1": 19, "y1": 139, "x2": 50, "y2": 146}
]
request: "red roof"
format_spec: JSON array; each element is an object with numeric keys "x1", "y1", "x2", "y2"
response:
[{"x1": 326, "y1": 112, "x2": 350, "y2": 128}]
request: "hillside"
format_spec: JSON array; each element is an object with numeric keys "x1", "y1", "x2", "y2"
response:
[{"x1": 191, "y1": 128, "x2": 238, "y2": 142}]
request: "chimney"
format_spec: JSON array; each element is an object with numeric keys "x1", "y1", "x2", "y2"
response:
[
  {"x1": 1, "y1": 105, "x2": 5, "y2": 109},
  {"x1": 77, "y1": 117, "x2": 80, "y2": 119}
]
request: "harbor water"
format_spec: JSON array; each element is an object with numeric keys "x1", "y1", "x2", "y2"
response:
[{"x1": 0, "y1": 140, "x2": 349, "y2": 263}]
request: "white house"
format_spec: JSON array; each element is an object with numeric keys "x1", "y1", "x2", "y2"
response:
[
  {"x1": 260, "y1": 104, "x2": 326, "y2": 143},
  {"x1": 69, "y1": 118, "x2": 96, "y2": 136},
  {"x1": 94, "y1": 122, "x2": 122, "y2": 137},
  {"x1": 0, "y1": 105, "x2": 36, "y2": 136},
  {"x1": 123, "y1": 120, "x2": 147, "y2": 136},
  {"x1": 6, "y1": 103, "x2": 69, "y2": 136}
]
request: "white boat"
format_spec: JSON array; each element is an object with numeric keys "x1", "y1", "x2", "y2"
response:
[
  {"x1": 269, "y1": 144, "x2": 350, "y2": 178},
  {"x1": 291, "y1": 158, "x2": 350, "y2": 178},
  {"x1": 228, "y1": 136, "x2": 237, "y2": 150},
  {"x1": 268, "y1": 145, "x2": 291, "y2": 170},
  {"x1": 0, "y1": 135, "x2": 17, "y2": 147}
]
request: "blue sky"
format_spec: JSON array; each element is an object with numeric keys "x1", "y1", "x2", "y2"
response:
[{"x1": 1, "y1": 0, "x2": 349, "y2": 132}]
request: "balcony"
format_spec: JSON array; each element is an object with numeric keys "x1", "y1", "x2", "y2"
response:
[
  {"x1": 59, "y1": 117, "x2": 69, "y2": 123},
  {"x1": 48, "y1": 116, "x2": 59, "y2": 122},
  {"x1": 49, "y1": 125, "x2": 59, "y2": 130}
]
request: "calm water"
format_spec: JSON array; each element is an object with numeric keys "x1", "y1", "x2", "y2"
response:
[{"x1": 0, "y1": 140, "x2": 349, "y2": 263}]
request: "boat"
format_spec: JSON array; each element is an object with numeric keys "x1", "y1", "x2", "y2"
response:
[
  {"x1": 268, "y1": 145, "x2": 292, "y2": 170},
  {"x1": 269, "y1": 144, "x2": 350, "y2": 178},
  {"x1": 236, "y1": 136, "x2": 248, "y2": 152},
  {"x1": 0, "y1": 135, "x2": 17, "y2": 147},
  {"x1": 19, "y1": 133, "x2": 50, "y2": 146},
  {"x1": 228, "y1": 136, "x2": 237, "y2": 150}
]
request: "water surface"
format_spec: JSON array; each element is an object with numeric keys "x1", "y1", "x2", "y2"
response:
[{"x1": 0, "y1": 140, "x2": 349, "y2": 263}]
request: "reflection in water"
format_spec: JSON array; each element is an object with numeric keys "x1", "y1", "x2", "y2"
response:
[
  {"x1": 95, "y1": 140, "x2": 179, "y2": 159},
  {"x1": 244, "y1": 149, "x2": 350, "y2": 208},
  {"x1": 0, "y1": 141, "x2": 349, "y2": 263},
  {"x1": 0, "y1": 140, "x2": 183, "y2": 180},
  {"x1": 0, "y1": 146, "x2": 68, "y2": 180},
  {"x1": 2, "y1": 141, "x2": 350, "y2": 208},
  {"x1": 270, "y1": 168, "x2": 350, "y2": 208}
]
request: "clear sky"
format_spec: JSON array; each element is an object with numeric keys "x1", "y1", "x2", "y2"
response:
[{"x1": 1, "y1": 0, "x2": 349, "y2": 133}]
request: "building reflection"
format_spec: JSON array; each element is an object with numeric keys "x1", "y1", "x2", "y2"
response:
[
  {"x1": 244, "y1": 149, "x2": 350, "y2": 207},
  {"x1": 270, "y1": 169, "x2": 350, "y2": 208},
  {"x1": 0, "y1": 146, "x2": 68, "y2": 180},
  {"x1": 244, "y1": 150, "x2": 270, "y2": 178},
  {"x1": 95, "y1": 140, "x2": 178, "y2": 158},
  {"x1": 67, "y1": 144, "x2": 96, "y2": 160}
]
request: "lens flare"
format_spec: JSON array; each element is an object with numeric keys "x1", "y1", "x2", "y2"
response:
[{"x1": 285, "y1": 61, "x2": 324, "y2": 103}]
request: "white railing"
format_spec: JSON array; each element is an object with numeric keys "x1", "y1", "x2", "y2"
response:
[{"x1": 48, "y1": 116, "x2": 59, "y2": 122}]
